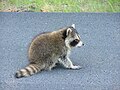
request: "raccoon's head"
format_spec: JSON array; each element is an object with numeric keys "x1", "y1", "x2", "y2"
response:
[{"x1": 63, "y1": 24, "x2": 84, "y2": 49}]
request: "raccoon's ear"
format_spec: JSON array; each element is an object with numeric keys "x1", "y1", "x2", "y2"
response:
[
  {"x1": 71, "y1": 24, "x2": 75, "y2": 29},
  {"x1": 62, "y1": 28, "x2": 72, "y2": 39},
  {"x1": 66, "y1": 28, "x2": 72, "y2": 36}
]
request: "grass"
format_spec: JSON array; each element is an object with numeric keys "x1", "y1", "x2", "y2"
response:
[{"x1": 0, "y1": 0, "x2": 120, "y2": 12}]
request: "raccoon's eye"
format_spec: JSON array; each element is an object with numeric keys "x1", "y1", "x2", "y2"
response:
[{"x1": 70, "y1": 39, "x2": 79, "y2": 47}]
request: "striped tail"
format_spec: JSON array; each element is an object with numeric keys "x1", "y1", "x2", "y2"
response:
[{"x1": 15, "y1": 64, "x2": 41, "y2": 78}]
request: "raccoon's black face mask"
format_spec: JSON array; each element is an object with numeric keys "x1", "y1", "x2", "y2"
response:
[{"x1": 70, "y1": 39, "x2": 80, "y2": 47}]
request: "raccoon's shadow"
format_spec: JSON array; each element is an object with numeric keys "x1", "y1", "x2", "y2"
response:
[{"x1": 53, "y1": 63, "x2": 66, "y2": 70}]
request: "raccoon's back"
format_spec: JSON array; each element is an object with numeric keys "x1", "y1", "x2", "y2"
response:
[{"x1": 28, "y1": 32, "x2": 65, "y2": 62}]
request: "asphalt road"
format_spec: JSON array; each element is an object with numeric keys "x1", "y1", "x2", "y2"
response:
[{"x1": 0, "y1": 13, "x2": 120, "y2": 90}]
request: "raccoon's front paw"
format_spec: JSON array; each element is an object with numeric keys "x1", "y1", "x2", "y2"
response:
[{"x1": 70, "y1": 65, "x2": 82, "y2": 70}]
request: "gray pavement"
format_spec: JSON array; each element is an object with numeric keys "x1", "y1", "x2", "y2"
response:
[{"x1": 0, "y1": 13, "x2": 120, "y2": 90}]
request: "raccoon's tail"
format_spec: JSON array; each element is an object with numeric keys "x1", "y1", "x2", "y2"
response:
[{"x1": 15, "y1": 63, "x2": 43, "y2": 78}]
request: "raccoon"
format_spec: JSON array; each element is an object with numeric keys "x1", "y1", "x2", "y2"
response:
[{"x1": 15, "y1": 24, "x2": 84, "y2": 78}]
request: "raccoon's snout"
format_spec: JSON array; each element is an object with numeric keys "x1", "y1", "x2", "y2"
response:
[{"x1": 76, "y1": 41, "x2": 84, "y2": 48}]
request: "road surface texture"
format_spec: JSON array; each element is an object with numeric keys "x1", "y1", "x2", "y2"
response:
[{"x1": 0, "y1": 13, "x2": 120, "y2": 90}]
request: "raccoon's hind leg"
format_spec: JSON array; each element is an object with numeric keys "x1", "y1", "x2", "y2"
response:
[
  {"x1": 15, "y1": 63, "x2": 45, "y2": 78},
  {"x1": 58, "y1": 56, "x2": 82, "y2": 70}
]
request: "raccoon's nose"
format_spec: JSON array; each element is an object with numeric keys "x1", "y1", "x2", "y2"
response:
[{"x1": 82, "y1": 43, "x2": 84, "y2": 46}]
